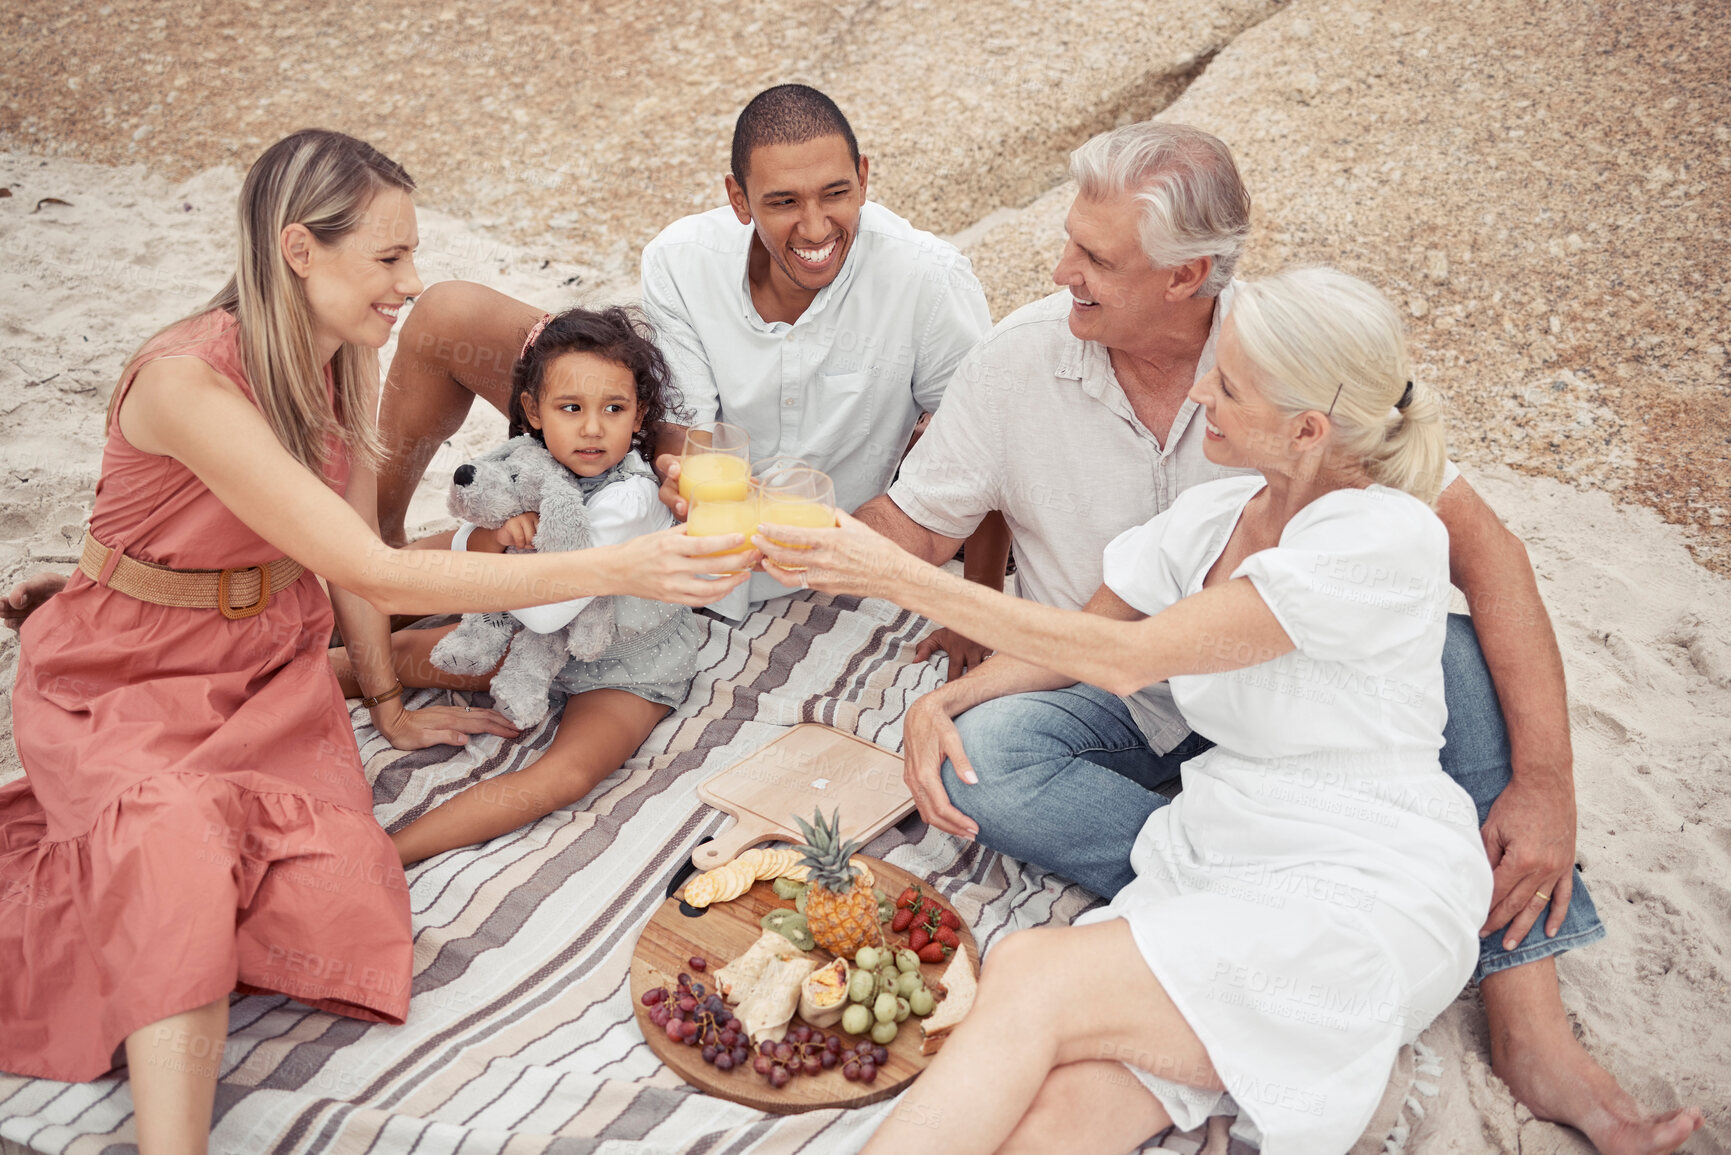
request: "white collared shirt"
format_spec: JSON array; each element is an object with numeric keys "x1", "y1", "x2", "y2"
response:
[
  {"x1": 641, "y1": 202, "x2": 991, "y2": 616},
  {"x1": 891, "y1": 286, "x2": 1246, "y2": 611},
  {"x1": 890, "y1": 285, "x2": 1460, "y2": 752}
]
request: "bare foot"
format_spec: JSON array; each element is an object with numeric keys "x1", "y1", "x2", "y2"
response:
[
  {"x1": 1483, "y1": 960, "x2": 1704, "y2": 1155},
  {"x1": 2, "y1": 570, "x2": 70, "y2": 630}
]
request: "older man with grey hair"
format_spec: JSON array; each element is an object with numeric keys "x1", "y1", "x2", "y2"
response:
[{"x1": 854, "y1": 121, "x2": 1699, "y2": 1154}]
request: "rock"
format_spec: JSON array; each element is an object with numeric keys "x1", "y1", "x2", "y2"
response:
[{"x1": 960, "y1": 0, "x2": 1729, "y2": 575}]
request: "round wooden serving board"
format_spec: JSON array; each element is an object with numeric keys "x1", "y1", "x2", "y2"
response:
[{"x1": 630, "y1": 855, "x2": 977, "y2": 1114}]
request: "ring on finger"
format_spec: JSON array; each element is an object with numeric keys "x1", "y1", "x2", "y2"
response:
[{"x1": 1532, "y1": 890, "x2": 1551, "y2": 903}]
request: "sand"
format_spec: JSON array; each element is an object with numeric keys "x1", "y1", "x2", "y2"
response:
[{"x1": 2, "y1": 0, "x2": 1728, "y2": 1149}]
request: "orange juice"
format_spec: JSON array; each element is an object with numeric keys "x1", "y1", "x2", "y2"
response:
[
  {"x1": 679, "y1": 453, "x2": 750, "y2": 504},
  {"x1": 761, "y1": 499, "x2": 833, "y2": 570},
  {"x1": 761, "y1": 500, "x2": 834, "y2": 540},
  {"x1": 686, "y1": 496, "x2": 759, "y2": 569}
]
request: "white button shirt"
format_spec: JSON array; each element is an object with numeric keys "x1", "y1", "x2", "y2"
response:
[
  {"x1": 640, "y1": 202, "x2": 991, "y2": 616},
  {"x1": 889, "y1": 287, "x2": 1244, "y2": 750}
]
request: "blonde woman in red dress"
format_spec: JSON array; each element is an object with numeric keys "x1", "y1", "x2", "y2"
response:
[{"x1": 0, "y1": 129, "x2": 753, "y2": 1154}]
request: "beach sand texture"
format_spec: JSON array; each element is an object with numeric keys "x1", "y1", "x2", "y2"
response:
[{"x1": 2, "y1": 0, "x2": 1728, "y2": 1151}]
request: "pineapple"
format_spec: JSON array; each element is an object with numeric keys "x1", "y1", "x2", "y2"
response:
[{"x1": 792, "y1": 808, "x2": 883, "y2": 958}]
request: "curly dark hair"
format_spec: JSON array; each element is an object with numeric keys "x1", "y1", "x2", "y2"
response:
[{"x1": 508, "y1": 305, "x2": 685, "y2": 463}]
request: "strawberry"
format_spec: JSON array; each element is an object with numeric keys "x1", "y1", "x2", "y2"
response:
[
  {"x1": 908, "y1": 925, "x2": 931, "y2": 952},
  {"x1": 917, "y1": 942, "x2": 949, "y2": 964},
  {"x1": 935, "y1": 926, "x2": 960, "y2": 950},
  {"x1": 896, "y1": 885, "x2": 920, "y2": 910},
  {"x1": 938, "y1": 908, "x2": 962, "y2": 932},
  {"x1": 891, "y1": 908, "x2": 915, "y2": 933}
]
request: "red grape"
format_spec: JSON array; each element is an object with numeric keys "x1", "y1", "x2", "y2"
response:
[{"x1": 689, "y1": 956, "x2": 708, "y2": 971}]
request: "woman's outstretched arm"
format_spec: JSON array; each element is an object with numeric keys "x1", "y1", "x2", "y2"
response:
[
  {"x1": 328, "y1": 444, "x2": 520, "y2": 749},
  {"x1": 756, "y1": 512, "x2": 1294, "y2": 694},
  {"x1": 118, "y1": 356, "x2": 754, "y2": 613}
]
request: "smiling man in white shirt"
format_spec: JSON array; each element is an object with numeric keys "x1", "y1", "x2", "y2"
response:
[
  {"x1": 641, "y1": 84, "x2": 997, "y2": 619},
  {"x1": 370, "y1": 85, "x2": 999, "y2": 622}
]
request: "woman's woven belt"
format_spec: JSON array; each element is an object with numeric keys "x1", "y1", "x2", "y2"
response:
[{"x1": 78, "y1": 528, "x2": 304, "y2": 620}]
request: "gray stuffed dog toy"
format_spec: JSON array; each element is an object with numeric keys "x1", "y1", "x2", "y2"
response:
[{"x1": 429, "y1": 435, "x2": 619, "y2": 728}]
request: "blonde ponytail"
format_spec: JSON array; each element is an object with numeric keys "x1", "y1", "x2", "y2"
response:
[
  {"x1": 1366, "y1": 377, "x2": 1447, "y2": 504},
  {"x1": 1230, "y1": 267, "x2": 1448, "y2": 504}
]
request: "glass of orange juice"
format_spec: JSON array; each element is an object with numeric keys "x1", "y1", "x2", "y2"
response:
[
  {"x1": 679, "y1": 423, "x2": 751, "y2": 507},
  {"x1": 686, "y1": 478, "x2": 759, "y2": 576},
  {"x1": 758, "y1": 467, "x2": 836, "y2": 572}
]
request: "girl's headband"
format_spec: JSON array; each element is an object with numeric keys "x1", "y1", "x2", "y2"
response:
[{"x1": 519, "y1": 312, "x2": 554, "y2": 361}]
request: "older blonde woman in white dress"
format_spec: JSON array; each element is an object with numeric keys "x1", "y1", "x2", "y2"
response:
[{"x1": 755, "y1": 267, "x2": 1494, "y2": 1155}]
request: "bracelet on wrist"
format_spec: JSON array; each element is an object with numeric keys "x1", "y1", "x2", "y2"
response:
[{"x1": 358, "y1": 680, "x2": 405, "y2": 710}]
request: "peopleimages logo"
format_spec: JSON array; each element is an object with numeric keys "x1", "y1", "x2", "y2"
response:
[
  {"x1": 263, "y1": 944, "x2": 405, "y2": 1001},
  {"x1": 1207, "y1": 961, "x2": 1425, "y2": 1034}
]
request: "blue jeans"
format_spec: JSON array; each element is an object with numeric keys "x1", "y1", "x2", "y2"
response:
[{"x1": 943, "y1": 614, "x2": 1605, "y2": 979}]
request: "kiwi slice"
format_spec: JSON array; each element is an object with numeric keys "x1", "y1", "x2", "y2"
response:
[{"x1": 760, "y1": 908, "x2": 815, "y2": 951}]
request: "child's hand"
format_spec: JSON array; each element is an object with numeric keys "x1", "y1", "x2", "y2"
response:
[
  {"x1": 654, "y1": 454, "x2": 689, "y2": 521},
  {"x1": 495, "y1": 511, "x2": 540, "y2": 551}
]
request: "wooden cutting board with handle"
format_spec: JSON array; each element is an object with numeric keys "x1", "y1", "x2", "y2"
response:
[{"x1": 692, "y1": 723, "x2": 912, "y2": 871}]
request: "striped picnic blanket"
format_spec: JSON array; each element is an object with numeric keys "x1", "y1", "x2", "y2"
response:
[{"x1": 0, "y1": 590, "x2": 1128, "y2": 1155}]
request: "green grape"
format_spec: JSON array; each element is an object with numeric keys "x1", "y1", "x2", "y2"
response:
[
  {"x1": 854, "y1": 946, "x2": 881, "y2": 972},
  {"x1": 841, "y1": 1004, "x2": 873, "y2": 1035},
  {"x1": 870, "y1": 1019, "x2": 899, "y2": 1045},
  {"x1": 895, "y1": 949, "x2": 921, "y2": 974},
  {"x1": 909, "y1": 988, "x2": 936, "y2": 1016},
  {"x1": 894, "y1": 996, "x2": 910, "y2": 1023},
  {"x1": 847, "y1": 969, "x2": 876, "y2": 1003},
  {"x1": 896, "y1": 972, "x2": 923, "y2": 998},
  {"x1": 873, "y1": 992, "x2": 898, "y2": 1023}
]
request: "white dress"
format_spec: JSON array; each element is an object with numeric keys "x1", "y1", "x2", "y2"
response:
[{"x1": 1076, "y1": 475, "x2": 1492, "y2": 1155}]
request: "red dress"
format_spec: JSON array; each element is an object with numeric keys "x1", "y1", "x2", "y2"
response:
[{"x1": 0, "y1": 311, "x2": 412, "y2": 1082}]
